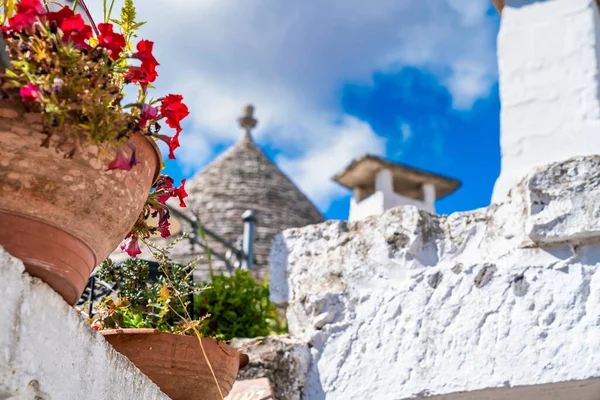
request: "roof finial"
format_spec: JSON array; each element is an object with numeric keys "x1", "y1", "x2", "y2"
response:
[{"x1": 238, "y1": 104, "x2": 258, "y2": 136}]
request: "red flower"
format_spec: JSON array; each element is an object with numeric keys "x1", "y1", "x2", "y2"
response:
[
  {"x1": 97, "y1": 23, "x2": 126, "y2": 60},
  {"x1": 154, "y1": 133, "x2": 180, "y2": 160},
  {"x1": 139, "y1": 104, "x2": 158, "y2": 129},
  {"x1": 154, "y1": 176, "x2": 187, "y2": 207},
  {"x1": 135, "y1": 40, "x2": 159, "y2": 66},
  {"x1": 60, "y1": 14, "x2": 92, "y2": 49},
  {"x1": 160, "y1": 94, "x2": 189, "y2": 134},
  {"x1": 7, "y1": 14, "x2": 36, "y2": 31},
  {"x1": 126, "y1": 40, "x2": 159, "y2": 87},
  {"x1": 120, "y1": 236, "x2": 141, "y2": 257},
  {"x1": 19, "y1": 83, "x2": 39, "y2": 102},
  {"x1": 15, "y1": 0, "x2": 43, "y2": 14},
  {"x1": 8, "y1": 0, "x2": 43, "y2": 31},
  {"x1": 92, "y1": 325, "x2": 101, "y2": 331},
  {"x1": 125, "y1": 67, "x2": 158, "y2": 87},
  {"x1": 106, "y1": 142, "x2": 139, "y2": 171},
  {"x1": 174, "y1": 179, "x2": 188, "y2": 207},
  {"x1": 46, "y1": 6, "x2": 74, "y2": 26},
  {"x1": 168, "y1": 132, "x2": 180, "y2": 160}
]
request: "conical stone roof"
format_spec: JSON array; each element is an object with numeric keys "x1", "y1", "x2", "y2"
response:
[
  {"x1": 183, "y1": 130, "x2": 324, "y2": 279},
  {"x1": 109, "y1": 106, "x2": 324, "y2": 281}
]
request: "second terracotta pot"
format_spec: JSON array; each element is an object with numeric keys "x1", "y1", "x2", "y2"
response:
[{"x1": 102, "y1": 329, "x2": 247, "y2": 400}]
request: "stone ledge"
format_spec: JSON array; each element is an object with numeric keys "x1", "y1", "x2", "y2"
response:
[
  {"x1": 418, "y1": 377, "x2": 600, "y2": 400},
  {"x1": 0, "y1": 247, "x2": 168, "y2": 400}
]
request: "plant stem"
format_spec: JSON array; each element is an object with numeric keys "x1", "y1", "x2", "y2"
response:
[
  {"x1": 193, "y1": 326, "x2": 225, "y2": 400},
  {"x1": 156, "y1": 256, "x2": 225, "y2": 400},
  {"x1": 107, "y1": 0, "x2": 116, "y2": 23},
  {"x1": 75, "y1": 0, "x2": 98, "y2": 36}
]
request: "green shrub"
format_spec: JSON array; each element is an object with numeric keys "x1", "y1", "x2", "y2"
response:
[
  {"x1": 195, "y1": 269, "x2": 286, "y2": 340},
  {"x1": 91, "y1": 249, "x2": 203, "y2": 334}
]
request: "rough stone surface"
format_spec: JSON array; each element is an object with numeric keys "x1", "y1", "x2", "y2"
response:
[
  {"x1": 270, "y1": 155, "x2": 600, "y2": 399},
  {"x1": 230, "y1": 335, "x2": 310, "y2": 400},
  {"x1": 225, "y1": 378, "x2": 275, "y2": 400},
  {"x1": 492, "y1": 0, "x2": 600, "y2": 202},
  {"x1": 0, "y1": 247, "x2": 168, "y2": 400},
  {"x1": 525, "y1": 156, "x2": 600, "y2": 243}
]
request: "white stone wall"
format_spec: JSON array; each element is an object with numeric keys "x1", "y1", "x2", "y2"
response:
[
  {"x1": 0, "y1": 248, "x2": 168, "y2": 400},
  {"x1": 349, "y1": 192, "x2": 386, "y2": 221},
  {"x1": 271, "y1": 156, "x2": 600, "y2": 399},
  {"x1": 493, "y1": 0, "x2": 600, "y2": 202}
]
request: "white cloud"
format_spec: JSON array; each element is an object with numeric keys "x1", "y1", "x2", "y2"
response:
[
  {"x1": 400, "y1": 123, "x2": 413, "y2": 142},
  {"x1": 82, "y1": 0, "x2": 498, "y2": 213},
  {"x1": 277, "y1": 117, "x2": 386, "y2": 209}
]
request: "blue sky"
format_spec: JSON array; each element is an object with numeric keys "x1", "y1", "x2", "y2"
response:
[{"x1": 104, "y1": 0, "x2": 502, "y2": 220}]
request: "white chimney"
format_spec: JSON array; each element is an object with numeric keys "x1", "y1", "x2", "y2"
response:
[{"x1": 492, "y1": 0, "x2": 600, "y2": 201}]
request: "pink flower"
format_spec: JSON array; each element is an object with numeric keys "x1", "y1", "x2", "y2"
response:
[
  {"x1": 106, "y1": 142, "x2": 139, "y2": 171},
  {"x1": 158, "y1": 215, "x2": 171, "y2": 238},
  {"x1": 155, "y1": 174, "x2": 175, "y2": 189},
  {"x1": 19, "y1": 83, "x2": 40, "y2": 102},
  {"x1": 139, "y1": 104, "x2": 158, "y2": 129},
  {"x1": 120, "y1": 236, "x2": 141, "y2": 257}
]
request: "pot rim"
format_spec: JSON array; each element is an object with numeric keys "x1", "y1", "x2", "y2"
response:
[
  {"x1": 101, "y1": 328, "x2": 249, "y2": 369},
  {"x1": 138, "y1": 133, "x2": 163, "y2": 185}
]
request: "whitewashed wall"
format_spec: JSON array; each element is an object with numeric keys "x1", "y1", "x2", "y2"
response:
[
  {"x1": 493, "y1": 0, "x2": 600, "y2": 201},
  {"x1": 271, "y1": 156, "x2": 600, "y2": 400},
  {"x1": 0, "y1": 248, "x2": 168, "y2": 400},
  {"x1": 350, "y1": 188, "x2": 434, "y2": 221}
]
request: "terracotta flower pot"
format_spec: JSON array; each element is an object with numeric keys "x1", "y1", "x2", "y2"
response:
[
  {"x1": 0, "y1": 100, "x2": 161, "y2": 304},
  {"x1": 102, "y1": 329, "x2": 248, "y2": 400}
]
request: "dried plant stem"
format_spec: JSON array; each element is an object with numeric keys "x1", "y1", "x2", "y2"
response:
[
  {"x1": 159, "y1": 262, "x2": 225, "y2": 399},
  {"x1": 192, "y1": 325, "x2": 225, "y2": 400},
  {"x1": 74, "y1": 0, "x2": 98, "y2": 35}
]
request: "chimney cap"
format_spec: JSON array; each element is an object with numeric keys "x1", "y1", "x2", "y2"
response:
[
  {"x1": 491, "y1": 0, "x2": 503, "y2": 14},
  {"x1": 331, "y1": 154, "x2": 461, "y2": 201}
]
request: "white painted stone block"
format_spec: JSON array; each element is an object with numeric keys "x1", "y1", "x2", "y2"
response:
[
  {"x1": 271, "y1": 155, "x2": 600, "y2": 400},
  {"x1": 0, "y1": 247, "x2": 168, "y2": 400},
  {"x1": 493, "y1": 0, "x2": 600, "y2": 202}
]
